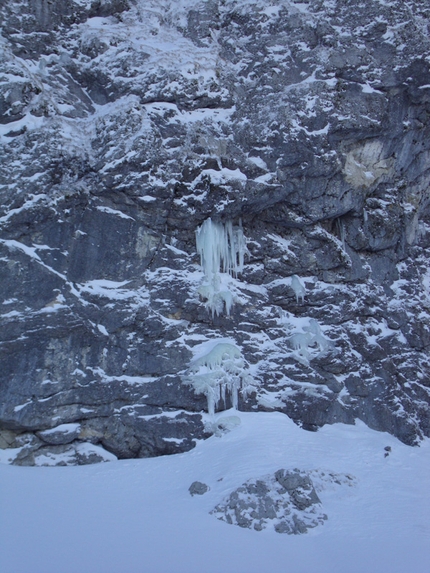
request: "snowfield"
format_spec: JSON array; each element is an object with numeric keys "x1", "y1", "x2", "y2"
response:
[{"x1": 1, "y1": 412, "x2": 429, "y2": 573}]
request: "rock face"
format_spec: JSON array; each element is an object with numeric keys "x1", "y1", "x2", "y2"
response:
[{"x1": 1, "y1": 0, "x2": 430, "y2": 464}]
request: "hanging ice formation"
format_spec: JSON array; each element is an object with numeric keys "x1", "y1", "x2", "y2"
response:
[
  {"x1": 288, "y1": 319, "x2": 333, "y2": 364},
  {"x1": 195, "y1": 218, "x2": 246, "y2": 316},
  {"x1": 290, "y1": 275, "x2": 306, "y2": 303},
  {"x1": 184, "y1": 342, "x2": 254, "y2": 418},
  {"x1": 188, "y1": 222, "x2": 253, "y2": 416}
]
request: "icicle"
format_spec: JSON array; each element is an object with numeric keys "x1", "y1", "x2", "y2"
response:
[{"x1": 235, "y1": 219, "x2": 246, "y2": 272}]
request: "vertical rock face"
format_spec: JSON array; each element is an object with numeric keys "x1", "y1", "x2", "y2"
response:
[{"x1": 1, "y1": 0, "x2": 430, "y2": 464}]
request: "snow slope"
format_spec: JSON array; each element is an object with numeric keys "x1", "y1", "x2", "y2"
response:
[{"x1": 1, "y1": 413, "x2": 429, "y2": 573}]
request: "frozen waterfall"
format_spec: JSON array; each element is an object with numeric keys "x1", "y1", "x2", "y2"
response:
[
  {"x1": 184, "y1": 340, "x2": 255, "y2": 418},
  {"x1": 195, "y1": 218, "x2": 247, "y2": 316},
  {"x1": 196, "y1": 218, "x2": 245, "y2": 279}
]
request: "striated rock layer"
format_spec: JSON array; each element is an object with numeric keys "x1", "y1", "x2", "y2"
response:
[{"x1": 1, "y1": 0, "x2": 430, "y2": 464}]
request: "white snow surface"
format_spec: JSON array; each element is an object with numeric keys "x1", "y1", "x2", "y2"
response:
[{"x1": 0, "y1": 412, "x2": 429, "y2": 573}]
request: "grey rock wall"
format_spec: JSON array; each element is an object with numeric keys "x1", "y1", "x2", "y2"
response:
[{"x1": 1, "y1": 0, "x2": 430, "y2": 464}]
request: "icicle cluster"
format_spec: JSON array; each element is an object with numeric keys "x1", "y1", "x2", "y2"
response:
[
  {"x1": 195, "y1": 218, "x2": 246, "y2": 316},
  {"x1": 196, "y1": 218, "x2": 245, "y2": 279},
  {"x1": 185, "y1": 342, "x2": 253, "y2": 418}
]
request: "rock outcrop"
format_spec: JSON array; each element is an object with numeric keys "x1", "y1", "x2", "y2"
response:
[
  {"x1": 1, "y1": 0, "x2": 430, "y2": 464},
  {"x1": 211, "y1": 468, "x2": 355, "y2": 533}
]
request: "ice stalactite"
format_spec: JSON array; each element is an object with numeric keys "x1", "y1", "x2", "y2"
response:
[
  {"x1": 196, "y1": 218, "x2": 245, "y2": 279},
  {"x1": 291, "y1": 275, "x2": 306, "y2": 304},
  {"x1": 195, "y1": 218, "x2": 247, "y2": 316}
]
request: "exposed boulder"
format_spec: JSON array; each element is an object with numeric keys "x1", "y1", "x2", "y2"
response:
[
  {"x1": 189, "y1": 481, "x2": 209, "y2": 496},
  {"x1": 211, "y1": 469, "x2": 329, "y2": 534},
  {"x1": 1, "y1": 0, "x2": 430, "y2": 463}
]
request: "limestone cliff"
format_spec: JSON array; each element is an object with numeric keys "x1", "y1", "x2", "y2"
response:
[{"x1": 1, "y1": 0, "x2": 430, "y2": 465}]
